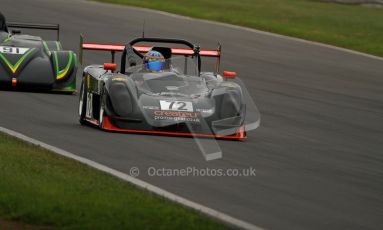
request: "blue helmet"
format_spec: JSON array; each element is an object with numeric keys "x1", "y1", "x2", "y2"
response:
[{"x1": 144, "y1": 50, "x2": 165, "y2": 72}]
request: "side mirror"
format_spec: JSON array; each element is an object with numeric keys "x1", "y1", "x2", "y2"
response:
[
  {"x1": 223, "y1": 71, "x2": 237, "y2": 79},
  {"x1": 104, "y1": 63, "x2": 117, "y2": 72}
]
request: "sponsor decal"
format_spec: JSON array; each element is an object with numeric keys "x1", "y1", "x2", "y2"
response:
[
  {"x1": 86, "y1": 92, "x2": 93, "y2": 119},
  {"x1": 142, "y1": 105, "x2": 160, "y2": 110},
  {"x1": 196, "y1": 108, "x2": 214, "y2": 115},
  {"x1": 153, "y1": 110, "x2": 200, "y2": 122},
  {"x1": 112, "y1": 76, "x2": 126, "y2": 81}
]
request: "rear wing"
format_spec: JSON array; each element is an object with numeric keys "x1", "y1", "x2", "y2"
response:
[
  {"x1": 80, "y1": 35, "x2": 222, "y2": 73},
  {"x1": 7, "y1": 22, "x2": 60, "y2": 41}
]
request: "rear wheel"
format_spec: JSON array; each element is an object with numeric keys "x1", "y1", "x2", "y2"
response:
[{"x1": 79, "y1": 80, "x2": 87, "y2": 125}]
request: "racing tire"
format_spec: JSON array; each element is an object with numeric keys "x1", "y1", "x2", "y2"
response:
[
  {"x1": 79, "y1": 80, "x2": 87, "y2": 125},
  {"x1": 98, "y1": 93, "x2": 105, "y2": 129}
]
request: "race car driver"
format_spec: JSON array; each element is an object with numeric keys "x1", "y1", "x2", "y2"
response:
[{"x1": 143, "y1": 50, "x2": 165, "y2": 72}]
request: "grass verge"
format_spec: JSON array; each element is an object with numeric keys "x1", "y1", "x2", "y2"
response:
[
  {"x1": 0, "y1": 132, "x2": 228, "y2": 230},
  {"x1": 95, "y1": 0, "x2": 383, "y2": 57}
]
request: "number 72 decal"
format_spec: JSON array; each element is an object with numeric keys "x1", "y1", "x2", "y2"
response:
[{"x1": 160, "y1": 100, "x2": 193, "y2": 112}]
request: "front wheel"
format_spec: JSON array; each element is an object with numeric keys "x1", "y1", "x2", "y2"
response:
[
  {"x1": 79, "y1": 80, "x2": 87, "y2": 125},
  {"x1": 98, "y1": 95, "x2": 105, "y2": 129}
]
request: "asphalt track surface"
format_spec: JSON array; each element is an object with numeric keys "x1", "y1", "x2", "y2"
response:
[{"x1": 1, "y1": 0, "x2": 383, "y2": 229}]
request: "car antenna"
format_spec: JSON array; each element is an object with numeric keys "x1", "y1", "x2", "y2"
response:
[{"x1": 142, "y1": 20, "x2": 145, "y2": 38}]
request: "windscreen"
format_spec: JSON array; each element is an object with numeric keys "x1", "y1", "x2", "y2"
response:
[{"x1": 127, "y1": 56, "x2": 208, "y2": 97}]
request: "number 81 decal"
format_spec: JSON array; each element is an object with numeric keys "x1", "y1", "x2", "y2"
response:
[
  {"x1": 160, "y1": 100, "x2": 193, "y2": 112},
  {"x1": 0, "y1": 46, "x2": 30, "y2": 55}
]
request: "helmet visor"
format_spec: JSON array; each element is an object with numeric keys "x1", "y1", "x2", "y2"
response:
[{"x1": 146, "y1": 60, "x2": 164, "y2": 72}]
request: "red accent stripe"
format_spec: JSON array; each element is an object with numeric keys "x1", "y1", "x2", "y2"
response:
[
  {"x1": 100, "y1": 116, "x2": 246, "y2": 140},
  {"x1": 82, "y1": 43, "x2": 220, "y2": 57},
  {"x1": 82, "y1": 43, "x2": 125, "y2": 51}
]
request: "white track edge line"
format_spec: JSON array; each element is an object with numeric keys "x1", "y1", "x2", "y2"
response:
[
  {"x1": 0, "y1": 127, "x2": 264, "y2": 230},
  {"x1": 88, "y1": 0, "x2": 383, "y2": 62}
]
